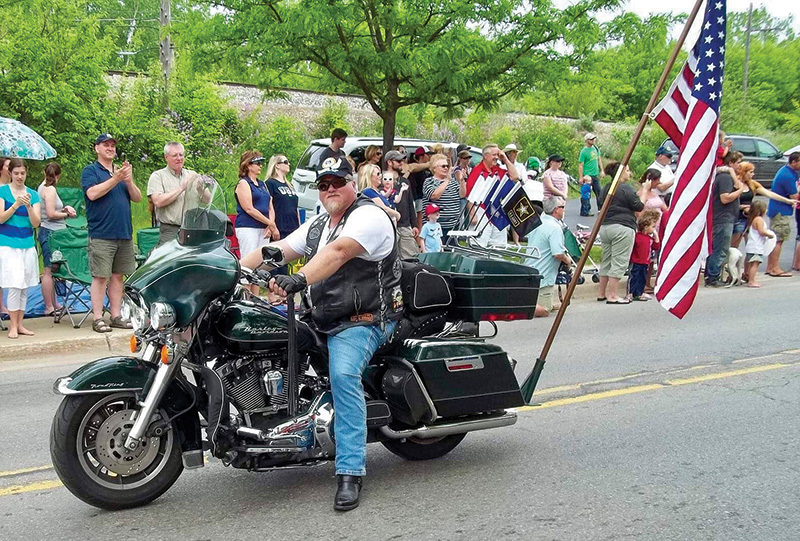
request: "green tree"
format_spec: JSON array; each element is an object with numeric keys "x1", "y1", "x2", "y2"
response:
[{"x1": 193, "y1": 0, "x2": 619, "y2": 150}]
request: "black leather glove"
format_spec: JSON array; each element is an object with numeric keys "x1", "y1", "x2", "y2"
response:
[{"x1": 273, "y1": 273, "x2": 307, "y2": 295}]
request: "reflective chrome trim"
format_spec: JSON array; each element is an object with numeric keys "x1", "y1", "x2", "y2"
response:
[
  {"x1": 53, "y1": 377, "x2": 143, "y2": 396},
  {"x1": 379, "y1": 410, "x2": 517, "y2": 440},
  {"x1": 393, "y1": 357, "x2": 438, "y2": 422},
  {"x1": 124, "y1": 354, "x2": 183, "y2": 450},
  {"x1": 445, "y1": 356, "x2": 484, "y2": 372}
]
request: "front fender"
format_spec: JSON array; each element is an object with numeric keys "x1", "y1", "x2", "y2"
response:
[{"x1": 53, "y1": 356, "x2": 157, "y2": 395}]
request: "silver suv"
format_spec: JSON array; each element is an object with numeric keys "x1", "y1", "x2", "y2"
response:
[{"x1": 293, "y1": 137, "x2": 482, "y2": 216}]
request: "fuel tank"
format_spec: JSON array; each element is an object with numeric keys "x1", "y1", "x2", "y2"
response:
[{"x1": 215, "y1": 300, "x2": 289, "y2": 353}]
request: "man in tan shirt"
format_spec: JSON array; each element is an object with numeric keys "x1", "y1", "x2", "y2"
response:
[{"x1": 147, "y1": 141, "x2": 198, "y2": 245}]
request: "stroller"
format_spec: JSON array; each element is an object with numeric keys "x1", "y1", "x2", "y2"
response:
[{"x1": 554, "y1": 222, "x2": 600, "y2": 301}]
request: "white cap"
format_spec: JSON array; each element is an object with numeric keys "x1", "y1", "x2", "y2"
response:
[
  {"x1": 584, "y1": 132, "x2": 597, "y2": 141},
  {"x1": 503, "y1": 143, "x2": 520, "y2": 152}
]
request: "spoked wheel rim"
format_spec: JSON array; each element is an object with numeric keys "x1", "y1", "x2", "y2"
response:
[{"x1": 76, "y1": 392, "x2": 175, "y2": 491}]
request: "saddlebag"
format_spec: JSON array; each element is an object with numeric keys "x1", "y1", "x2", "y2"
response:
[
  {"x1": 400, "y1": 260, "x2": 453, "y2": 313},
  {"x1": 396, "y1": 339, "x2": 524, "y2": 418}
]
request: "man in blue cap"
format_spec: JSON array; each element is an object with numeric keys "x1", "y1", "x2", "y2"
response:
[
  {"x1": 81, "y1": 133, "x2": 142, "y2": 333},
  {"x1": 649, "y1": 146, "x2": 676, "y2": 205}
]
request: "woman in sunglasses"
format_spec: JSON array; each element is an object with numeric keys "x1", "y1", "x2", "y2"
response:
[
  {"x1": 422, "y1": 154, "x2": 464, "y2": 239},
  {"x1": 265, "y1": 155, "x2": 300, "y2": 243},
  {"x1": 357, "y1": 164, "x2": 401, "y2": 222},
  {"x1": 235, "y1": 151, "x2": 279, "y2": 293}
]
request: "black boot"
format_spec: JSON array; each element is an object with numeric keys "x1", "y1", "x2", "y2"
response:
[{"x1": 334, "y1": 475, "x2": 362, "y2": 511}]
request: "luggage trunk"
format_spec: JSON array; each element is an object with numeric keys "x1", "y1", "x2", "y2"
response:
[{"x1": 396, "y1": 339, "x2": 524, "y2": 419}]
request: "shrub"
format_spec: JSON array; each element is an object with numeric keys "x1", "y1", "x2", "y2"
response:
[
  {"x1": 515, "y1": 118, "x2": 583, "y2": 176},
  {"x1": 313, "y1": 98, "x2": 350, "y2": 138}
]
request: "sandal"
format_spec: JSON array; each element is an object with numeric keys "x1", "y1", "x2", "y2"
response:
[
  {"x1": 92, "y1": 318, "x2": 112, "y2": 333},
  {"x1": 606, "y1": 298, "x2": 631, "y2": 305},
  {"x1": 110, "y1": 316, "x2": 133, "y2": 329}
]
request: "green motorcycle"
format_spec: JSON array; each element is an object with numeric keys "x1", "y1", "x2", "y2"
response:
[{"x1": 49, "y1": 176, "x2": 539, "y2": 510}]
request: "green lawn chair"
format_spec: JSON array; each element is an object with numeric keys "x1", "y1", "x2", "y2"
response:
[
  {"x1": 57, "y1": 186, "x2": 88, "y2": 228},
  {"x1": 49, "y1": 227, "x2": 95, "y2": 328},
  {"x1": 136, "y1": 227, "x2": 161, "y2": 266}
]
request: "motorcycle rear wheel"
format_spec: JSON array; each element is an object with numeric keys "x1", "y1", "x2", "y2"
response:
[
  {"x1": 382, "y1": 433, "x2": 466, "y2": 461},
  {"x1": 50, "y1": 392, "x2": 183, "y2": 510}
]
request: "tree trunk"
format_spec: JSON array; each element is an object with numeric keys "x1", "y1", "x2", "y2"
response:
[{"x1": 382, "y1": 107, "x2": 397, "y2": 158}]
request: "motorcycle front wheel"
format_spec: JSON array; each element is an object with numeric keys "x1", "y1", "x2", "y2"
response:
[
  {"x1": 382, "y1": 433, "x2": 466, "y2": 461},
  {"x1": 50, "y1": 392, "x2": 183, "y2": 510}
]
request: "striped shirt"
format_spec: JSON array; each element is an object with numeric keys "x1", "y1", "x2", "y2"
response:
[
  {"x1": 0, "y1": 184, "x2": 39, "y2": 249},
  {"x1": 423, "y1": 176, "x2": 461, "y2": 228}
]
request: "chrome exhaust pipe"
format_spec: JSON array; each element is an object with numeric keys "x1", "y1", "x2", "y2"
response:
[{"x1": 379, "y1": 410, "x2": 517, "y2": 440}]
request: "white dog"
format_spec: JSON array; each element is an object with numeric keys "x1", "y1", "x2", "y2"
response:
[{"x1": 722, "y1": 247, "x2": 744, "y2": 286}]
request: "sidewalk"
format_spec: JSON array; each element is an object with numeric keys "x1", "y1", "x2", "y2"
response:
[{"x1": 0, "y1": 313, "x2": 132, "y2": 361}]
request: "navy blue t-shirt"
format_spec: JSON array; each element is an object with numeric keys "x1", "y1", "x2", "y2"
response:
[
  {"x1": 235, "y1": 177, "x2": 272, "y2": 229},
  {"x1": 362, "y1": 187, "x2": 391, "y2": 208},
  {"x1": 81, "y1": 161, "x2": 132, "y2": 240},
  {"x1": 266, "y1": 178, "x2": 300, "y2": 237}
]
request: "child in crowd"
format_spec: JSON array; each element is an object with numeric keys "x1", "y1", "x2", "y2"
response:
[
  {"x1": 380, "y1": 170, "x2": 397, "y2": 209},
  {"x1": 579, "y1": 175, "x2": 593, "y2": 216},
  {"x1": 627, "y1": 209, "x2": 661, "y2": 301},
  {"x1": 744, "y1": 200, "x2": 775, "y2": 288},
  {"x1": 418, "y1": 203, "x2": 443, "y2": 253}
]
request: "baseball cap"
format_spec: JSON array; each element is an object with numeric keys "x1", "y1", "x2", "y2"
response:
[
  {"x1": 316, "y1": 156, "x2": 351, "y2": 180},
  {"x1": 385, "y1": 150, "x2": 406, "y2": 162},
  {"x1": 95, "y1": 133, "x2": 116, "y2": 145},
  {"x1": 584, "y1": 133, "x2": 597, "y2": 141},
  {"x1": 503, "y1": 143, "x2": 520, "y2": 153},
  {"x1": 414, "y1": 146, "x2": 429, "y2": 157},
  {"x1": 455, "y1": 144, "x2": 469, "y2": 155},
  {"x1": 458, "y1": 150, "x2": 472, "y2": 159},
  {"x1": 655, "y1": 146, "x2": 673, "y2": 157},
  {"x1": 548, "y1": 154, "x2": 565, "y2": 162},
  {"x1": 424, "y1": 203, "x2": 440, "y2": 216}
]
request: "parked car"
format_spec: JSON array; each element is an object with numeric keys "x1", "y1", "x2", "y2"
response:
[
  {"x1": 293, "y1": 137, "x2": 482, "y2": 216},
  {"x1": 784, "y1": 144, "x2": 800, "y2": 156},
  {"x1": 661, "y1": 134, "x2": 787, "y2": 188}
]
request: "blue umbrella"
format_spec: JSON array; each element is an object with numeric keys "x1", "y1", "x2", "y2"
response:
[{"x1": 0, "y1": 116, "x2": 57, "y2": 160}]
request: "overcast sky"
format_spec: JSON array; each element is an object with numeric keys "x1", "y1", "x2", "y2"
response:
[{"x1": 620, "y1": 0, "x2": 799, "y2": 30}]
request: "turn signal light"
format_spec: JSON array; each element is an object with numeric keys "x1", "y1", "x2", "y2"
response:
[
  {"x1": 129, "y1": 335, "x2": 141, "y2": 353},
  {"x1": 160, "y1": 345, "x2": 172, "y2": 364}
]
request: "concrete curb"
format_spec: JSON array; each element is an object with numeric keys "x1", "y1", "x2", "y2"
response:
[{"x1": 0, "y1": 332, "x2": 132, "y2": 361}]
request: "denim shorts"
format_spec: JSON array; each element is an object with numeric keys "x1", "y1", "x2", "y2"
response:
[
  {"x1": 733, "y1": 218, "x2": 747, "y2": 235},
  {"x1": 38, "y1": 227, "x2": 57, "y2": 267}
]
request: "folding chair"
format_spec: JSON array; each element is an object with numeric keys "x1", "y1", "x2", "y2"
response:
[
  {"x1": 135, "y1": 227, "x2": 161, "y2": 266},
  {"x1": 49, "y1": 228, "x2": 95, "y2": 328},
  {"x1": 227, "y1": 214, "x2": 241, "y2": 258},
  {"x1": 57, "y1": 187, "x2": 88, "y2": 229}
]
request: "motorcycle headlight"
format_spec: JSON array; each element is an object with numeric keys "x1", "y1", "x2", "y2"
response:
[
  {"x1": 122, "y1": 294, "x2": 148, "y2": 331},
  {"x1": 150, "y1": 302, "x2": 177, "y2": 331}
]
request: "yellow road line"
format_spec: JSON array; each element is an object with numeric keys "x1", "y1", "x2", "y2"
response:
[
  {"x1": 0, "y1": 480, "x2": 62, "y2": 497},
  {"x1": 0, "y1": 465, "x2": 53, "y2": 478},
  {"x1": 523, "y1": 361, "x2": 799, "y2": 412}
]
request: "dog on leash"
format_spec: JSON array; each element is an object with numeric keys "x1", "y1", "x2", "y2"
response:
[{"x1": 721, "y1": 247, "x2": 744, "y2": 286}]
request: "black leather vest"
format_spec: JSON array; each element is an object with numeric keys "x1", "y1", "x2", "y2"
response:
[{"x1": 304, "y1": 196, "x2": 403, "y2": 335}]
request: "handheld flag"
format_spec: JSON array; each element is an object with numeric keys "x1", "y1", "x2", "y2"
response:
[
  {"x1": 652, "y1": 0, "x2": 727, "y2": 319},
  {"x1": 501, "y1": 183, "x2": 542, "y2": 238}
]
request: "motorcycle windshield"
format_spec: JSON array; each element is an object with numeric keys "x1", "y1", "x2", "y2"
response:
[{"x1": 179, "y1": 175, "x2": 228, "y2": 247}]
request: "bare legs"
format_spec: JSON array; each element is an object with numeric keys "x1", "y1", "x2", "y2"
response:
[
  {"x1": 766, "y1": 240, "x2": 786, "y2": 275},
  {"x1": 5, "y1": 288, "x2": 33, "y2": 338},
  {"x1": 91, "y1": 273, "x2": 122, "y2": 321},
  {"x1": 597, "y1": 275, "x2": 623, "y2": 302},
  {"x1": 746, "y1": 260, "x2": 762, "y2": 288},
  {"x1": 40, "y1": 267, "x2": 62, "y2": 314}
]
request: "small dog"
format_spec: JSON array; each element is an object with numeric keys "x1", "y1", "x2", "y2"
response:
[{"x1": 722, "y1": 247, "x2": 744, "y2": 286}]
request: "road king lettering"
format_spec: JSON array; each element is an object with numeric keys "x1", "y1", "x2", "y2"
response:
[{"x1": 49, "y1": 175, "x2": 531, "y2": 512}]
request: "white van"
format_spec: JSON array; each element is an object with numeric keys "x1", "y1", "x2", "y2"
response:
[{"x1": 293, "y1": 137, "x2": 482, "y2": 217}]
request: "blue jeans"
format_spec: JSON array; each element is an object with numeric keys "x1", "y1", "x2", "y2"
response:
[
  {"x1": 705, "y1": 221, "x2": 733, "y2": 281},
  {"x1": 629, "y1": 262, "x2": 647, "y2": 297},
  {"x1": 580, "y1": 197, "x2": 591, "y2": 216},
  {"x1": 327, "y1": 321, "x2": 397, "y2": 476}
]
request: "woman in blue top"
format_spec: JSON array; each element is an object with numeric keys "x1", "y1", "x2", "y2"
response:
[
  {"x1": 357, "y1": 163, "x2": 400, "y2": 222},
  {"x1": 0, "y1": 159, "x2": 41, "y2": 338},
  {"x1": 264, "y1": 154, "x2": 300, "y2": 238},
  {"x1": 235, "y1": 151, "x2": 279, "y2": 289}
]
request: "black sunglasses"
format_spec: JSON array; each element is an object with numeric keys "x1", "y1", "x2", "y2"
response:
[
  {"x1": 249, "y1": 158, "x2": 265, "y2": 165},
  {"x1": 315, "y1": 177, "x2": 349, "y2": 192},
  {"x1": 278, "y1": 159, "x2": 290, "y2": 165}
]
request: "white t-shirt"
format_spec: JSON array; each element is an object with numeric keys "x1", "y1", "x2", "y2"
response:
[
  {"x1": 285, "y1": 204, "x2": 395, "y2": 261},
  {"x1": 650, "y1": 160, "x2": 676, "y2": 196}
]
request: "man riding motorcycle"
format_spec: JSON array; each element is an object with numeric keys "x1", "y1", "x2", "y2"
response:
[{"x1": 241, "y1": 156, "x2": 403, "y2": 511}]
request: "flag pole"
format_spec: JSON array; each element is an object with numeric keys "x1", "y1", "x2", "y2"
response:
[{"x1": 520, "y1": 0, "x2": 708, "y2": 403}]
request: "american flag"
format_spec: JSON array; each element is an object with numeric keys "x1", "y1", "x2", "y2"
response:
[{"x1": 652, "y1": 0, "x2": 727, "y2": 319}]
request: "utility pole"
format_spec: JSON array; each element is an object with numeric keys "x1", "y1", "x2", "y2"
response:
[
  {"x1": 742, "y1": 2, "x2": 780, "y2": 107},
  {"x1": 159, "y1": 0, "x2": 173, "y2": 89}
]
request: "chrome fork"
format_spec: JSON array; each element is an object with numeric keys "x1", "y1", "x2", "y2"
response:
[{"x1": 123, "y1": 342, "x2": 182, "y2": 451}]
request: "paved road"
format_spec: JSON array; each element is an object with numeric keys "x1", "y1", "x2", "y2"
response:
[{"x1": 1, "y1": 273, "x2": 799, "y2": 540}]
